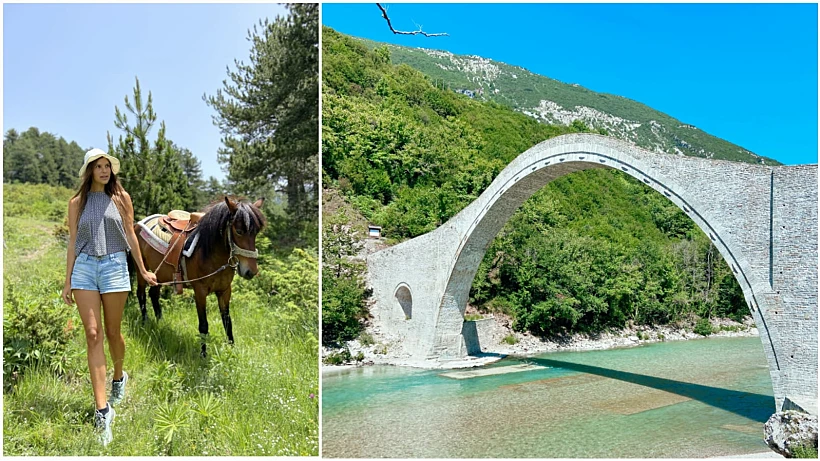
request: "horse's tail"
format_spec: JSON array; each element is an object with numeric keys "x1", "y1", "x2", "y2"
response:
[
  {"x1": 127, "y1": 250, "x2": 137, "y2": 295},
  {"x1": 127, "y1": 250, "x2": 136, "y2": 280}
]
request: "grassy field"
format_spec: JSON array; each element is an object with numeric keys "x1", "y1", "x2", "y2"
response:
[{"x1": 3, "y1": 183, "x2": 319, "y2": 455}]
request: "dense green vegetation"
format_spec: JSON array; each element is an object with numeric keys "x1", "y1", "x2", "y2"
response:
[
  {"x1": 792, "y1": 443, "x2": 819, "y2": 458},
  {"x1": 3, "y1": 184, "x2": 318, "y2": 455},
  {"x1": 4, "y1": 128, "x2": 88, "y2": 188},
  {"x1": 322, "y1": 28, "x2": 747, "y2": 341},
  {"x1": 355, "y1": 38, "x2": 780, "y2": 166},
  {"x1": 323, "y1": 27, "x2": 582, "y2": 239},
  {"x1": 471, "y1": 169, "x2": 745, "y2": 335}
]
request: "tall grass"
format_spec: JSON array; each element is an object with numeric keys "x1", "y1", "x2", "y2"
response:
[{"x1": 3, "y1": 183, "x2": 319, "y2": 455}]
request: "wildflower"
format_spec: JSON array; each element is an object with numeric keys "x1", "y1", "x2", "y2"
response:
[{"x1": 309, "y1": 393, "x2": 315, "y2": 399}]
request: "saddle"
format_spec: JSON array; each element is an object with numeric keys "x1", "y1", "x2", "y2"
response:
[{"x1": 139, "y1": 210, "x2": 204, "y2": 294}]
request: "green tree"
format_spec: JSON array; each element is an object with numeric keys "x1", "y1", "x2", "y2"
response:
[
  {"x1": 321, "y1": 211, "x2": 369, "y2": 344},
  {"x1": 4, "y1": 127, "x2": 85, "y2": 188},
  {"x1": 107, "y1": 77, "x2": 192, "y2": 219},
  {"x1": 205, "y1": 4, "x2": 318, "y2": 234},
  {"x1": 172, "y1": 143, "x2": 208, "y2": 210},
  {"x1": 202, "y1": 176, "x2": 226, "y2": 205},
  {"x1": 4, "y1": 128, "x2": 40, "y2": 184}
]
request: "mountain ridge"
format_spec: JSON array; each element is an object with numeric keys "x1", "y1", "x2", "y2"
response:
[{"x1": 354, "y1": 36, "x2": 780, "y2": 166}]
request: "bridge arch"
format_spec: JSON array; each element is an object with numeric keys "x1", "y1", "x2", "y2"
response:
[
  {"x1": 367, "y1": 133, "x2": 817, "y2": 412},
  {"x1": 435, "y1": 139, "x2": 770, "y2": 359}
]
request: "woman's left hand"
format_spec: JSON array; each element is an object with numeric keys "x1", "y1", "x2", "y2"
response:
[{"x1": 142, "y1": 270, "x2": 159, "y2": 286}]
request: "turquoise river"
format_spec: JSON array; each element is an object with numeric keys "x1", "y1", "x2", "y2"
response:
[{"x1": 322, "y1": 336, "x2": 775, "y2": 458}]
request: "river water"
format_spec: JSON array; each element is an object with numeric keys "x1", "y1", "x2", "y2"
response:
[{"x1": 322, "y1": 337, "x2": 775, "y2": 458}]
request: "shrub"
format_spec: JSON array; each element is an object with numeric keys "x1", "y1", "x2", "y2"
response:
[
  {"x1": 147, "y1": 361, "x2": 185, "y2": 402},
  {"x1": 792, "y1": 443, "x2": 818, "y2": 458},
  {"x1": 658, "y1": 333, "x2": 666, "y2": 341},
  {"x1": 324, "y1": 349, "x2": 352, "y2": 365},
  {"x1": 322, "y1": 275, "x2": 369, "y2": 345},
  {"x1": 502, "y1": 334, "x2": 518, "y2": 345},
  {"x1": 3, "y1": 281, "x2": 78, "y2": 389},
  {"x1": 358, "y1": 332, "x2": 375, "y2": 346},
  {"x1": 464, "y1": 314, "x2": 483, "y2": 321},
  {"x1": 2, "y1": 183, "x2": 74, "y2": 220},
  {"x1": 485, "y1": 297, "x2": 515, "y2": 316},
  {"x1": 694, "y1": 318, "x2": 714, "y2": 336},
  {"x1": 236, "y1": 245, "x2": 319, "y2": 350}
]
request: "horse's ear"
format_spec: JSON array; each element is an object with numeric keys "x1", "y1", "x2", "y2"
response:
[
  {"x1": 224, "y1": 196, "x2": 237, "y2": 214},
  {"x1": 253, "y1": 198, "x2": 265, "y2": 209}
]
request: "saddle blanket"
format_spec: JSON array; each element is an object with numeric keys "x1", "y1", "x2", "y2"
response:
[{"x1": 137, "y1": 214, "x2": 199, "y2": 258}]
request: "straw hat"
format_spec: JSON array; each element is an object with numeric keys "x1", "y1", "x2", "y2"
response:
[{"x1": 78, "y1": 148, "x2": 120, "y2": 178}]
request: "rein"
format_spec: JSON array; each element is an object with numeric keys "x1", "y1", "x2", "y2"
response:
[{"x1": 148, "y1": 213, "x2": 258, "y2": 286}]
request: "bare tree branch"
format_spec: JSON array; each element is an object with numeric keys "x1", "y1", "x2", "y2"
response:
[{"x1": 376, "y1": 3, "x2": 449, "y2": 37}]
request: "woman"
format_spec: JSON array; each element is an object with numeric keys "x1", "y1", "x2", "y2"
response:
[{"x1": 61, "y1": 148, "x2": 158, "y2": 446}]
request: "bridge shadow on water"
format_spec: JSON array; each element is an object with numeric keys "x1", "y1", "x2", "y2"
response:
[{"x1": 527, "y1": 357, "x2": 775, "y2": 423}]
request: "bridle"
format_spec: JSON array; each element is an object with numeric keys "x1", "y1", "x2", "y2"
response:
[
  {"x1": 151, "y1": 212, "x2": 259, "y2": 286},
  {"x1": 224, "y1": 216, "x2": 259, "y2": 268}
]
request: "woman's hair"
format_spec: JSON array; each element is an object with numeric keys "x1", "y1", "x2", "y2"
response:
[{"x1": 71, "y1": 157, "x2": 130, "y2": 223}]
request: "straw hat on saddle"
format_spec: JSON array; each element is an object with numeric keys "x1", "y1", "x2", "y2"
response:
[{"x1": 78, "y1": 148, "x2": 121, "y2": 178}]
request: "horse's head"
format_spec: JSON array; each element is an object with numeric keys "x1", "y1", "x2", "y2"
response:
[{"x1": 225, "y1": 196, "x2": 266, "y2": 280}]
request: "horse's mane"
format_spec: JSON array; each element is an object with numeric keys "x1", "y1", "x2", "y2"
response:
[{"x1": 193, "y1": 198, "x2": 266, "y2": 260}]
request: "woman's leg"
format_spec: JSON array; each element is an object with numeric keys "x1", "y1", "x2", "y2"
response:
[
  {"x1": 74, "y1": 289, "x2": 107, "y2": 410},
  {"x1": 102, "y1": 291, "x2": 129, "y2": 381}
]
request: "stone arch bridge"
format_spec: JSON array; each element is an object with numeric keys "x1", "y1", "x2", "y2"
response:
[{"x1": 367, "y1": 133, "x2": 817, "y2": 412}]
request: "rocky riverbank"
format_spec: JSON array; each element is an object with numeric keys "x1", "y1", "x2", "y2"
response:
[{"x1": 322, "y1": 315, "x2": 759, "y2": 372}]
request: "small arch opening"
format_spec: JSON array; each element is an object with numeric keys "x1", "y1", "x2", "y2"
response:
[{"x1": 395, "y1": 285, "x2": 413, "y2": 320}]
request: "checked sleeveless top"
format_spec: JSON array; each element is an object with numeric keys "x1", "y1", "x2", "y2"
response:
[{"x1": 75, "y1": 191, "x2": 130, "y2": 256}]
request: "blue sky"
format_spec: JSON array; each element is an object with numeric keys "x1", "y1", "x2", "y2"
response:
[
  {"x1": 323, "y1": 3, "x2": 818, "y2": 165},
  {"x1": 4, "y1": 3, "x2": 289, "y2": 181}
]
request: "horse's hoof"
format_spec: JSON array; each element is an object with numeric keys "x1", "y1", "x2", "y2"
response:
[{"x1": 200, "y1": 345, "x2": 207, "y2": 358}]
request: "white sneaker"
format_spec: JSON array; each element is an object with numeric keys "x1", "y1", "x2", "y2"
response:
[
  {"x1": 94, "y1": 404, "x2": 115, "y2": 447},
  {"x1": 110, "y1": 371, "x2": 128, "y2": 405}
]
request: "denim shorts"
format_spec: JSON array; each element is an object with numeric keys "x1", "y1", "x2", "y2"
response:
[{"x1": 71, "y1": 251, "x2": 131, "y2": 294}]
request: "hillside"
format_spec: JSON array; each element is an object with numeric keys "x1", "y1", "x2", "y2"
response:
[
  {"x1": 356, "y1": 37, "x2": 780, "y2": 165},
  {"x1": 322, "y1": 27, "x2": 747, "y2": 345}
]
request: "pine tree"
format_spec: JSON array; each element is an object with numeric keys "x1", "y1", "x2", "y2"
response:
[
  {"x1": 202, "y1": 176, "x2": 226, "y2": 204},
  {"x1": 5, "y1": 128, "x2": 43, "y2": 185},
  {"x1": 205, "y1": 3, "x2": 318, "y2": 228},
  {"x1": 4, "y1": 128, "x2": 87, "y2": 188},
  {"x1": 57, "y1": 139, "x2": 85, "y2": 188},
  {"x1": 3, "y1": 129, "x2": 21, "y2": 182},
  {"x1": 107, "y1": 77, "x2": 193, "y2": 219},
  {"x1": 171, "y1": 142, "x2": 208, "y2": 210}
]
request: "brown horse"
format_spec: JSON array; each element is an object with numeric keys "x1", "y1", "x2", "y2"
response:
[{"x1": 133, "y1": 196, "x2": 266, "y2": 356}]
